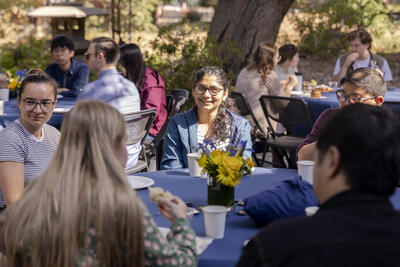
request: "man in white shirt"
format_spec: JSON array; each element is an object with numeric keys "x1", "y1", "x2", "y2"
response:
[{"x1": 332, "y1": 28, "x2": 392, "y2": 85}]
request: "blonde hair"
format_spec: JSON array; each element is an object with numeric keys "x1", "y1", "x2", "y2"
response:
[
  {"x1": 247, "y1": 42, "x2": 276, "y2": 85},
  {"x1": 0, "y1": 100, "x2": 144, "y2": 267}
]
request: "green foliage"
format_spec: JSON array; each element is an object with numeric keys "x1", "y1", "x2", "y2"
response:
[
  {"x1": 294, "y1": 0, "x2": 396, "y2": 55},
  {"x1": 145, "y1": 20, "x2": 230, "y2": 108},
  {"x1": 0, "y1": 38, "x2": 50, "y2": 73},
  {"x1": 199, "y1": 0, "x2": 218, "y2": 7}
]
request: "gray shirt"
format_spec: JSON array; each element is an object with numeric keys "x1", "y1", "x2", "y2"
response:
[{"x1": 0, "y1": 120, "x2": 60, "y2": 207}]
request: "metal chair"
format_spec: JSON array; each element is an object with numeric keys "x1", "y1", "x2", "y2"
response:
[
  {"x1": 230, "y1": 91, "x2": 269, "y2": 166},
  {"x1": 124, "y1": 108, "x2": 156, "y2": 174},
  {"x1": 259, "y1": 95, "x2": 313, "y2": 168},
  {"x1": 171, "y1": 89, "x2": 189, "y2": 113}
]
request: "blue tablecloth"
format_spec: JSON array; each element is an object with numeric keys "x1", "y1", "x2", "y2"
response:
[
  {"x1": 301, "y1": 88, "x2": 400, "y2": 123},
  {"x1": 0, "y1": 97, "x2": 76, "y2": 128},
  {"x1": 135, "y1": 167, "x2": 400, "y2": 267}
]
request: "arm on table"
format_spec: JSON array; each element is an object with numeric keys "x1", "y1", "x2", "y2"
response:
[
  {"x1": 0, "y1": 162, "x2": 24, "y2": 206},
  {"x1": 297, "y1": 142, "x2": 317, "y2": 161}
]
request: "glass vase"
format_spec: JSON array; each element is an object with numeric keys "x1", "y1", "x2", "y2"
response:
[{"x1": 207, "y1": 175, "x2": 235, "y2": 207}]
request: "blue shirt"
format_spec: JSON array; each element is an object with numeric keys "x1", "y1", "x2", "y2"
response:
[
  {"x1": 161, "y1": 108, "x2": 253, "y2": 169},
  {"x1": 78, "y1": 68, "x2": 141, "y2": 169},
  {"x1": 45, "y1": 59, "x2": 89, "y2": 97}
]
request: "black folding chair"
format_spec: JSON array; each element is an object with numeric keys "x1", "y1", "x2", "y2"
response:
[
  {"x1": 259, "y1": 95, "x2": 313, "y2": 169},
  {"x1": 124, "y1": 108, "x2": 156, "y2": 174},
  {"x1": 171, "y1": 89, "x2": 189, "y2": 113},
  {"x1": 230, "y1": 91, "x2": 269, "y2": 166}
]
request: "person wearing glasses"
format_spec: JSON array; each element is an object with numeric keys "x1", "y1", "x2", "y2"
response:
[
  {"x1": 161, "y1": 66, "x2": 252, "y2": 169},
  {"x1": 78, "y1": 37, "x2": 141, "y2": 170},
  {"x1": 297, "y1": 67, "x2": 385, "y2": 161},
  {"x1": 45, "y1": 35, "x2": 89, "y2": 97},
  {"x1": 0, "y1": 73, "x2": 60, "y2": 210}
]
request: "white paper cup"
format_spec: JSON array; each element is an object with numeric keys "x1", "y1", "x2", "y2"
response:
[
  {"x1": 203, "y1": 205, "x2": 227, "y2": 239},
  {"x1": 297, "y1": 160, "x2": 314, "y2": 184},
  {"x1": 0, "y1": 100, "x2": 3, "y2": 115},
  {"x1": 328, "y1": 81, "x2": 338, "y2": 89},
  {"x1": 305, "y1": 206, "x2": 319, "y2": 216},
  {"x1": 0, "y1": 89, "x2": 9, "y2": 102},
  {"x1": 187, "y1": 152, "x2": 202, "y2": 177}
]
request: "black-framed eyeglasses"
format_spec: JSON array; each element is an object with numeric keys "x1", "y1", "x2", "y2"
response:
[
  {"x1": 84, "y1": 52, "x2": 96, "y2": 61},
  {"x1": 335, "y1": 89, "x2": 376, "y2": 104},
  {"x1": 21, "y1": 98, "x2": 56, "y2": 112},
  {"x1": 195, "y1": 84, "x2": 225, "y2": 96}
]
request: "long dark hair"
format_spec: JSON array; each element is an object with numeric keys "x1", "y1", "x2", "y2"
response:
[
  {"x1": 192, "y1": 66, "x2": 237, "y2": 139},
  {"x1": 119, "y1": 43, "x2": 145, "y2": 94},
  {"x1": 247, "y1": 42, "x2": 276, "y2": 85}
]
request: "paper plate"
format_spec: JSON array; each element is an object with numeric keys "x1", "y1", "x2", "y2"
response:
[
  {"x1": 57, "y1": 94, "x2": 63, "y2": 99},
  {"x1": 53, "y1": 107, "x2": 71, "y2": 113},
  {"x1": 127, "y1": 175, "x2": 155, "y2": 190}
]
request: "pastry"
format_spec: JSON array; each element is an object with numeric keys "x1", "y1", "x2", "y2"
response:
[
  {"x1": 311, "y1": 89, "x2": 322, "y2": 98},
  {"x1": 149, "y1": 187, "x2": 173, "y2": 202}
]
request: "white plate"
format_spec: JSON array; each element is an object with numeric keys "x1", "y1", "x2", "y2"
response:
[
  {"x1": 308, "y1": 96, "x2": 327, "y2": 99},
  {"x1": 53, "y1": 107, "x2": 71, "y2": 113},
  {"x1": 127, "y1": 175, "x2": 155, "y2": 190},
  {"x1": 290, "y1": 91, "x2": 305, "y2": 95},
  {"x1": 57, "y1": 94, "x2": 63, "y2": 99}
]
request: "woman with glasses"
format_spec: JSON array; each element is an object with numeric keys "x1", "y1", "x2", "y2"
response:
[
  {"x1": 297, "y1": 67, "x2": 385, "y2": 161},
  {"x1": 161, "y1": 66, "x2": 252, "y2": 169},
  {"x1": 0, "y1": 100, "x2": 197, "y2": 266},
  {"x1": 235, "y1": 42, "x2": 298, "y2": 135},
  {"x1": 0, "y1": 74, "x2": 60, "y2": 210},
  {"x1": 119, "y1": 43, "x2": 167, "y2": 141}
]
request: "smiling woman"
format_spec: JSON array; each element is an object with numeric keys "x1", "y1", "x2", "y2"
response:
[
  {"x1": 161, "y1": 66, "x2": 253, "y2": 169},
  {"x1": 0, "y1": 74, "x2": 60, "y2": 210}
]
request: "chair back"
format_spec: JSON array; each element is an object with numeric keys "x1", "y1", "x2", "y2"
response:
[
  {"x1": 171, "y1": 89, "x2": 189, "y2": 113},
  {"x1": 230, "y1": 91, "x2": 267, "y2": 136},
  {"x1": 259, "y1": 95, "x2": 312, "y2": 136},
  {"x1": 124, "y1": 109, "x2": 157, "y2": 145},
  {"x1": 156, "y1": 138, "x2": 165, "y2": 170}
]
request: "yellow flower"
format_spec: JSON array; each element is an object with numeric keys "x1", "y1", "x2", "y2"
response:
[
  {"x1": 223, "y1": 156, "x2": 242, "y2": 173},
  {"x1": 311, "y1": 79, "x2": 317, "y2": 86},
  {"x1": 210, "y1": 150, "x2": 228, "y2": 165},
  {"x1": 198, "y1": 154, "x2": 208, "y2": 168},
  {"x1": 246, "y1": 157, "x2": 255, "y2": 168},
  {"x1": 216, "y1": 165, "x2": 237, "y2": 187},
  {"x1": 9, "y1": 78, "x2": 18, "y2": 90}
]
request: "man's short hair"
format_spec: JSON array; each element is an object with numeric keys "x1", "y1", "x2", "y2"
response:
[
  {"x1": 316, "y1": 104, "x2": 400, "y2": 197},
  {"x1": 91, "y1": 37, "x2": 120, "y2": 65},
  {"x1": 51, "y1": 35, "x2": 74, "y2": 51},
  {"x1": 348, "y1": 28, "x2": 372, "y2": 49},
  {"x1": 278, "y1": 44, "x2": 298, "y2": 64},
  {"x1": 340, "y1": 67, "x2": 386, "y2": 97}
]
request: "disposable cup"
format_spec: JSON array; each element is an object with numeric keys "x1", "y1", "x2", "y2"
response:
[
  {"x1": 203, "y1": 205, "x2": 227, "y2": 239},
  {"x1": 0, "y1": 89, "x2": 9, "y2": 102},
  {"x1": 187, "y1": 152, "x2": 202, "y2": 177},
  {"x1": 297, "y1": 160, "x2": 314, "y2": 184},
  {"x1": 305, "y1": 206, "x2": 320, "y2": 216},
  {"x1": 0, "y1": 100, "x2": 3, "y2": 115},
  {"x1": 328, "y1": 81, "x2": 338, "y2": 89}
]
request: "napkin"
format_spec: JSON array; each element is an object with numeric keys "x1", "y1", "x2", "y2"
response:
[{"x1": 158, "y1": 227, "x2": 213, "y2": 255}]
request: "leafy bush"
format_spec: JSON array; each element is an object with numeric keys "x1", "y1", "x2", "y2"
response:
[
  {"x1": 199, "y1": 0, "x2": 218, "y2": 7},
  {"x1": 145, "y1": 19, "x2": 233, "y2": 108},
  {"x1": 294, "y1": 0, "x2": 396, "y2": 56}
]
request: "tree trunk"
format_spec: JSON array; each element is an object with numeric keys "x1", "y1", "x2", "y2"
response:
[{"x1": 209, "y1": 0, "x2": 295, "y2": 75}]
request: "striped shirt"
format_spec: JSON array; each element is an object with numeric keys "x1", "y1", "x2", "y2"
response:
[{"x1": 0, "y1": 120, "x2": 60, "y2": 207}]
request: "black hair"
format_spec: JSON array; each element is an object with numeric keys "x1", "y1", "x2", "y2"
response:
[
  {"x1": 192, "y1": 66, "x2": 237, "y2": 139},
  {"x1": 316, "y1": 104, "x2": 400, "y2": 197},
  {"x1": 50, "y1": 34, "x2": 74, "y2": 51},
  {"x1": 91, "y1": 37, "x2": 120, "y2": 65},
  {"x1": 278, "y1": 44, "x2": 298, "y2": 65},
  {"x1": 18, "y1": 74, "x2": 58, "y2": 100},
  {"x1": 119, "y1": 43, "x2": 144, "y2": 94},
  {"x1": 340, "y1": 67, "x2": 386, "y2": 97}
]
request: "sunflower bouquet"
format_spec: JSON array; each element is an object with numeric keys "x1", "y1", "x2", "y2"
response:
[
  {"x1": 7, "y1": 70, "x2": 26, "y2": 92},
  {"x1": 197, "y1": 139, "x2": 254, "y2": 188}
]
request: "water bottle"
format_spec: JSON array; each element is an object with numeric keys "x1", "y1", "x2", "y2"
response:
[{"x1": 294, "y1": 72, "x2": 303, "y2": 91}]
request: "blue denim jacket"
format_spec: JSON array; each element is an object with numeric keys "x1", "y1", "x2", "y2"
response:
[
  {"x1": 45, "y1": 59, "x2": 89, "y2": 97},
  {"x1": 161, "y1": 108, "x2": 253, "y2": 169}
]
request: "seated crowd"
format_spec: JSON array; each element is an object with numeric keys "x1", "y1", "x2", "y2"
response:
[{"x1": 0, "y1": 26, "x2": 398, "y2": 265}]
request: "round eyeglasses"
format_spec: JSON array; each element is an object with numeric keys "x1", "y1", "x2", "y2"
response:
[
  {"x1": 195, "y1": 85, "x2": 225, "y2": 96},
  {"x1": 21, "y1": 98, "x2": 56, "y2": 112},
  {"x1": 335, "y1": 90, "x2": 376, "y2": 104}
]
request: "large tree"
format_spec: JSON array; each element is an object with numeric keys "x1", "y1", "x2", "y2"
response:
[{"x1": 209, "y1": 0, "x2": 296, "y2": 75}]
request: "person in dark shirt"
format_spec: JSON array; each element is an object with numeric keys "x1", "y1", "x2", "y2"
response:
[
  {"x1": 45, "y1": 35, "x2": 89, "y2": 97},
  {"x1": 237, "y1": 103, "x2": 400, "y2": 267}
]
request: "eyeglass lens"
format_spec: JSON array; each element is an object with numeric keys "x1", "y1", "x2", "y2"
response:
[{"x1": 23, "y1": 99, "x2": 54, "y2": 112}]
